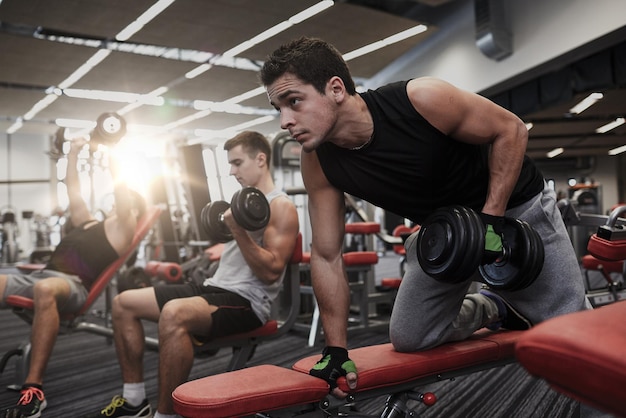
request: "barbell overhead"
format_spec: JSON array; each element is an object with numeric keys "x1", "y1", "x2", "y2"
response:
[{"x1": 416, "y1": 205, "x2": 544, "y2": 291}]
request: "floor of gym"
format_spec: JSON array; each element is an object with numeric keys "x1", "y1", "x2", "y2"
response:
[{"x1": 0, "y1": 252, "x2": 613, "y2": 417}]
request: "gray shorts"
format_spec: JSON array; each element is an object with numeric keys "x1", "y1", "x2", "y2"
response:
[{"x1": 2, "y1": 269, "x2": 89, "y2": 313}]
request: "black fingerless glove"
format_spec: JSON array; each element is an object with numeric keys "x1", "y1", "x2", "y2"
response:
[
  {"x1": 480, "y1": 212, "x2": 505, "y2": 265},
  {"x1": 309, "y1": 346, "x2": 357, "y2": 390}
]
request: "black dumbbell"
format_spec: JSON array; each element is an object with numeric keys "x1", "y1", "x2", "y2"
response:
[
  {"x1": 91, "y1": 112, "x2": 127, "y2": 146},
  {"x1": 200, "y1": 187, "x2": 270, "y2": 243},
  {"x1": 416, "y1": 205, "x2": 544, "y2": 291}
]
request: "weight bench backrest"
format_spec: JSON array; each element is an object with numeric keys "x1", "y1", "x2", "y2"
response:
[{"x1": 76, "y1": 205, "x2": 162, "y2": 316}]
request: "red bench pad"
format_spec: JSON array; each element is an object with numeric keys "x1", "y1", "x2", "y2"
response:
[
  {"x1": 581, "y1": 254, "x2": 624, "y2": 274},
  {"x1": 214, "y1": 320, "x2": 277, "y2": 342},
  {"x1": 173, "y1": 330, "x2": 521, "y2": 417},
  {"x1": 343, "y1": 251, "x2": 378, "y2": 266},
  {"x1": 345, "y1": 222, "x2": 381, "y2": 235},
  {"x1": 173, "y1": 364, "x2": 329, "y2": 418},
  {"x1": 516, "y1": 302, "x2": 626, "y2": 416},
  {"x1": 587, "y1": 235, "x2": 626, "y2": 262},
  {"x1": 294, "y1": 330, "x2": 521, "y2": 393}
]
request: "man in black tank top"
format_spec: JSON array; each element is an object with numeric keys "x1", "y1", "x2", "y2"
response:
[
  {"x1": 261, "y1": 37, "x2": 588, "y2": 398},
  {"x1": 0, "y1": 137, "x2": 146, "y2": 418}
]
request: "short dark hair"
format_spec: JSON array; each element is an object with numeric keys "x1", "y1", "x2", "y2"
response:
[
  {"x1": 259, "y1": 37, "x2": 356, "y2": 96},
  {"x1": 223, "y1": 131, "x2": 272, "y2": 167}
]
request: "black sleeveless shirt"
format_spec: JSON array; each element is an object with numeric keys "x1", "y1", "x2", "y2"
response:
[
  {"x1": 46, "y1": 220, "x2": 119, "y2": 290},
  {"x1": 316, "y1": 80, "x2": 544, "y2": 224}
]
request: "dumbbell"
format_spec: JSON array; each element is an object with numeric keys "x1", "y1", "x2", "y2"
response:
[
  {"x1": 200, "y1": 187, "x2": 270, "y2": 243},
  {"x1": 416, "y1": 205, "x2": 544, "y2": 291},
  {"x1": 91, "y1": 112, "x2": 127, "y2": 146},
  {"x1": 53, "y1": 112, "x2": 127, "y2": 155}
]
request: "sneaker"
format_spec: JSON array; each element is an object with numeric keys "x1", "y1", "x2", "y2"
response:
[
  {"x1": 85, "y1": 395, "x2": 152, "y2": 418},
  {"x1": 480, "y1": 289, "x2": 532, "y2": 330},
  {"x1": 2, "y1": 384, "x2": 47, "y2": 418}
]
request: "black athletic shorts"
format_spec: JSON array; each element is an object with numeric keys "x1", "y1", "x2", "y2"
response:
[{"x1": 153, "y1": 283, "x2": 262, "y2": 341}]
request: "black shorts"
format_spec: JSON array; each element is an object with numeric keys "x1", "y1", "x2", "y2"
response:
[{"x1": 153, "y1": 283, "x2": 262, "y2": 341}]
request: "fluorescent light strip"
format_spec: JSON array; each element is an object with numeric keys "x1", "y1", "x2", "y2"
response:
[
  {"x1": 290, "y1": 0, "x2": 334, "y2": 23},
  {"x1": 343, "y1": 24, "x2": 427, "y2": 61},
  {"x1": 185, "y1": 1, "x2": 334, "y2": 79},
  {"x1": 185, "y1": 64, "x2": 213, "y2": 79},
  {"x1": 192, "y1": 115, "x2": 277, "y2": 142},
  {"x1": 63, "y1": 88, "x2": 163, "y2": 105},
  {"x1": 162, "y1": 109, "x2": 213, "y2": 131},
  {"x1": 609, "y1": 145, "x2": 626, "y2": 156},
  {"x1": 546, "y1": 147, "x2": 564, "y2": 158},
  {"x1": 116, "y1": 0, "x2": 176, "y2": 41},
  {"x1": 55, "y1": 118, "x2": 96, "y2": 129},
  {"x1": 23, "y1": 94, "x2": 59, "y2": 120},
  {"x1": 596, "y1": 117, "x2": 625, "y2": 134},
  {"x1": 57, "y1": 49, "x2": 111, "y2": 89},
  {"x1": 569, "y1": 92, "x2": 603, "y2": 115},
  {"x1": 7, "y1": 119, "x2": 23, "y2": 134}
]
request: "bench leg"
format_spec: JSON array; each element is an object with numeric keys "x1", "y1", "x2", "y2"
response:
[
  {"x1": 308, "y1": 300, "x2": 322, "y2": 348},
  {"x1": 0, "y1": 341, "x2": 30, "y2": 391},
  {"x1": 227, "y1": 345, "x2": 257, "y2": 371}
]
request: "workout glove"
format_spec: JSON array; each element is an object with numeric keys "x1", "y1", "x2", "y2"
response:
[
  {"x1": 480, "y1": 212, "x2": 505, "y2": 265},
  {"x1": 310, "y1": 346, "x2": 357, "y2": 391}
]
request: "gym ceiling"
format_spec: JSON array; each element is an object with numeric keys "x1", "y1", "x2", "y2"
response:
[{"x1": 0, "y1": 0, "x2": 625, "y2": 163}]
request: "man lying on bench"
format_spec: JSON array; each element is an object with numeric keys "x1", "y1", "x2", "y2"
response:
[
  {"x1": 86, "y1": 131, "x2": 299, "y2": 418},
  {"x1": 0, "y1": 138, "x2": 147, "y2": 418}
]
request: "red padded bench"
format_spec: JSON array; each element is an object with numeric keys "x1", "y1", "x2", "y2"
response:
[
  {"x1": 173, "y1": 329, "x2": 522, "y2": 418},
  {"x1": 516, "y1": 302, "x2": 626, "y2": 417}
]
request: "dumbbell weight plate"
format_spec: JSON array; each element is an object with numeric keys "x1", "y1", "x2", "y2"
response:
[
  {"x1": 478, "y1": 218, "x2": 544, "y2": 291},
  {"x1": 519, "y1": 220, "x2": 544, "y2": 290},
  {"x1": 231, "y1": 187, "x2": 270, "y2": 231},
  {"x1": 92, "y1": 112, "x2": 127, "y2": 146},
  {"x1": 200, "y1": 200, "x2": 233, "y2": 243},
  {"x1": 416, "y1": 205, "x2": 484, "y2": 283}
]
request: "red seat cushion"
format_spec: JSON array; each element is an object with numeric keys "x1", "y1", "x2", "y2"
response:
[
  {"x1": 581, "y1": 254, "x2": 624, "y2": 273},
  {"x1": 380, "y1": 277, "x2": 402, "y2": 289},
  {"x1": 587, "y1": 235, "x2": 626, "y2": 262},
  {"x1": 345, "y1": 222, "x2": 381, "y2": 235},
  {"x1": 173, "y1": 364, "x2": 329, "y2": 418},
  {"x1": 343, "y1": 251, "x2": 378, "y2": 266},
  {"x1": 516, "y1": 302, "x2": 626, "y2": 416}
]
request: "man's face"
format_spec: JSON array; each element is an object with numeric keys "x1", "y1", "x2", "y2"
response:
[
  {"x1": 266, "y1": 73, "x2": 337, "y2": 153},
  {"x1": 227, "y1": 144, "x2": 260, "y2": 187}
]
